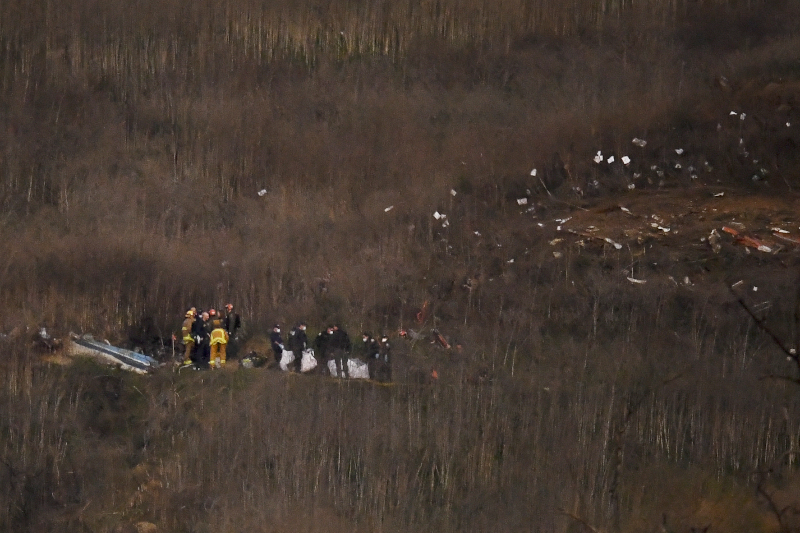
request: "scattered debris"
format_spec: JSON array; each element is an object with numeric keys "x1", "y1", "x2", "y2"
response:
[
  {"x1": 34, "y1": 327, "x2": 62, "y2": 352},
  {"x1": 594, "y1": 152, "x2": 604, "y2": 163},
  {"x1": 450, "y1": 189, "x2": 457, "y2": 196},
  {"x1": 384, "y1": 205, "x2": 394, "y2": 212},
  {"x1": 433, "y1": 211, "x2": 446, "y2": 220},
  {"x1": 675, "y1": 148, "x2": 684, "y2": 155},
  {"x1": 68, "y1": 334, "x2": 160, "y2": 374},
  {"x1": 708, "y1": 229, "x2": 722, "y2": 253},
  {"x1": 772, "y1": 232, "x2": 800, "y2": 245},
  {"x1": 432, "y1": 329, "x2": 451, "y2": 349},
  {"x1": 622, "y1": 156, "x2": 631, "y2": 165},
  {"x1": 530, "y1": 168, "x2": 537, "y2": 176},
  {"x1": 517, "y1": 198, "x2": 528, "y2": 205},
  {"x1": 607, "y1": 155, "x2": 615, "y2": 164},
  {"x1": 627, "y1": 277, "x2": 647, "y2": 284},
  {"x1": 632, "y1": 138, "x2": 647, "y2": 147},
  {"x1": 257, "y1": 189, "x2": 267, "y2": 196}
]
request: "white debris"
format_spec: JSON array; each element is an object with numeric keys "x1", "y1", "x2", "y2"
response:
[
  {"x1": 675, "y1": 148, "x2": 684, "y2": 155},
  {"x1": 675, "y1": 163, "x2": 682, "y2": 169},
  {"x1": 714, "y1": 192, "x2": 724, "y2": 197},
  {"x1": 450, "y1": 189, "x2": 457, "y2": 196},
  {"x1": 731, "y1": 280, "x2": 744, "y2": 288},
  {"x1": 753, "y1": 286, "x2": 758, "y2": 292},
  {"x1": 633, "y1": 172, "x2": 641, "y2": 179},
  {"x1": 621, "y1": 156, "x2": 631, "y2": 165},
  {"x1": 556, "y1": 217, "x2": 572, "y2": 224},
  {"x1": 683, "y1": 276, "x2": 691, "y2": 285},
  {"x1": 517, "y1": 198, "x2": 528, "y2": 205},
  {"x1": 604, "y1": 238, "x2": 623, "y2": 250},
  {"x1": 594, "y1": 152, "x2": 604, "y2": 164},
  {"x1": 257, "y1": 189, "x2": 267, "y2": 196},
  {"x1": 632, "y1": 138, "x2": 647, "y2": 147},
  {"x1": 730, "y1": 110, "x2": 738, "y2": 116},
  {"x1": 384, "y1": 205, "x2": 394, "y2": 212},
  {"x1": 549, "y1": 238, "x2": 564, "y2": 245},
  {"x1": 530, "y1": 168, "x2": 537, "y2": 177},
  {"x1": 607, "y1": 156, "x2": 615, "y2": 164},
  {"x1": 537, "y1": 223, "x2": 545, "y2": 228},
  {"x1": 507, "y1": 259, "x2": 514, "y2": 264},
  {"x1": 740, "y1": 113, "x2": 746, "y2": 121},
  {"x1": 442, "y1": 220, "x2": 450, "y2": 228},
  {"x1": 691, "y1": 174, "x2": 698, "y2": 180},
  {"x1": 433, "y1": 211, "x2": 446, "y2": 220},
  {"x1": 788, "y1": 122, "x2": 792, "y2": 127},
  {"x1": 553, "y1": 251, "x2": 562, "y2": 258},
  {"x1": 620, "y1": 206, "x2": 632, "y2": 214},
  {"x1": 771, "y1": 227, "x2": 789, "y2": 234},
  {"x1": 474, "y1": 231, "x2": 481, "y2": 236},
  {"x1": 627, "y1": 277, "x2": 647, "y2": 284},
  {"x1": 628, "y1": 183, "x2": 635, "y2": 190}
]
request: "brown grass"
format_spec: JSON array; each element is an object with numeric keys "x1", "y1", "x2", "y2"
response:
[{"x1": 2, "y1": 0, "x2": 800, "y2": 530}]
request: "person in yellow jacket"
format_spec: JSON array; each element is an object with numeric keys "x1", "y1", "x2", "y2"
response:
[
  {"x1": 209, "y1": 317, "x2": 229, "y2": 369},
  {"x1": 181, "y1": 310, "x2": 195, "y2": 365}
]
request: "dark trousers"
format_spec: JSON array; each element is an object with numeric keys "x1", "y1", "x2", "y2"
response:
[{"x1": 333, "y1": 349, "x2": 349, "y2": 378}]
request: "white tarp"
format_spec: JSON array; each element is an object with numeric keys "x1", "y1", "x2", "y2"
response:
[{"x1": 327, "y1": 358, "x2": 370, "y2": 379}]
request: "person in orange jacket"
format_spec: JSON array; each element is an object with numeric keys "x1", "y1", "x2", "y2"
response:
[{"x1": 209, "y1": 313, "x2": 229, "y2": 368}]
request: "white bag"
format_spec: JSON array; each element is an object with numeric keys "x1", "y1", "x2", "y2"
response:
[
  {"x1": 348, "y1": 358, "x2": 370, "y2": 379},
  {"x1": 279, "y1": 349, "x2": 295, "y2": 371},
  {"x1": 327, "y1": 357, "x2": 370, "y2": 379},
  {"x1": 327, "y1": 359, "x2": 339, "y2": 377},
  {"x1": 301, "y1": 349, "x2": 317, "y2": 373}
]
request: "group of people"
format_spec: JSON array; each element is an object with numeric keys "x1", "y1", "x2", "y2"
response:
[
  {"x1": 179, "y1": 306, "x2": 392, "y2": 380},
  {"x1": 180, "y1": 304, "x2": 241, "y2": 369},
  {"x1": 270, "y1": 322, "x2": 392, "y2": 381}
]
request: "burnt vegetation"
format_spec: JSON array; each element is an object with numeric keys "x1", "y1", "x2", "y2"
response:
[{"x1": 2, "y1": 0, "x2": 800, "y2": 531}]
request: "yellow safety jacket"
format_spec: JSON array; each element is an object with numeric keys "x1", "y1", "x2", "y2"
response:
[
  {"x1": 210, "y1": 328, "x2": 228, "y2": 345},
  {"x1": 182, "y1": 318, "x2": 194, "y2": 343}
]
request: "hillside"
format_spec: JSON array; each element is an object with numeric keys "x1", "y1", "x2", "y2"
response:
[{"x1": 2, "y1": 0, "x2": 800, "y2": 531}]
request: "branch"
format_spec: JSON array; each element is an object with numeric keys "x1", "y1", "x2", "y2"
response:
[{"x1": 729, "y1": 284, "x2": 800, "y2": 378}]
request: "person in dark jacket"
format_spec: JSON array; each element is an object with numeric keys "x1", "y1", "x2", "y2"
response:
[
  {"x1": 362, "y1": 332, "x2": 380, "y2": 379},
  {"x1": 270, "y1": 324, "x2": 284, "y2": 364},
  {"x1": 329, "y1": 324, "x2": 351, "y2": 378},
  {"x1": 190, "y1": 309, "x2": 205, "y2": 366},
  {"x1": 223, "y1": 303, "x2": 241, "y2": 336},
  {"x1": 288, "y1": 322, "x2": 308, "y2": 372},
  {"x1": 314, "y1": 326, "x2": 333, "y2": 366},
  {"x1": 379, "y1": 334, "x2": 392, "y2": 382},
  {"x1": 223, "y1": 303, "x2": 242, "y2": 359},
  {"x1": 194, "y1": 311, "x2": 211, "y2": 369}
]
